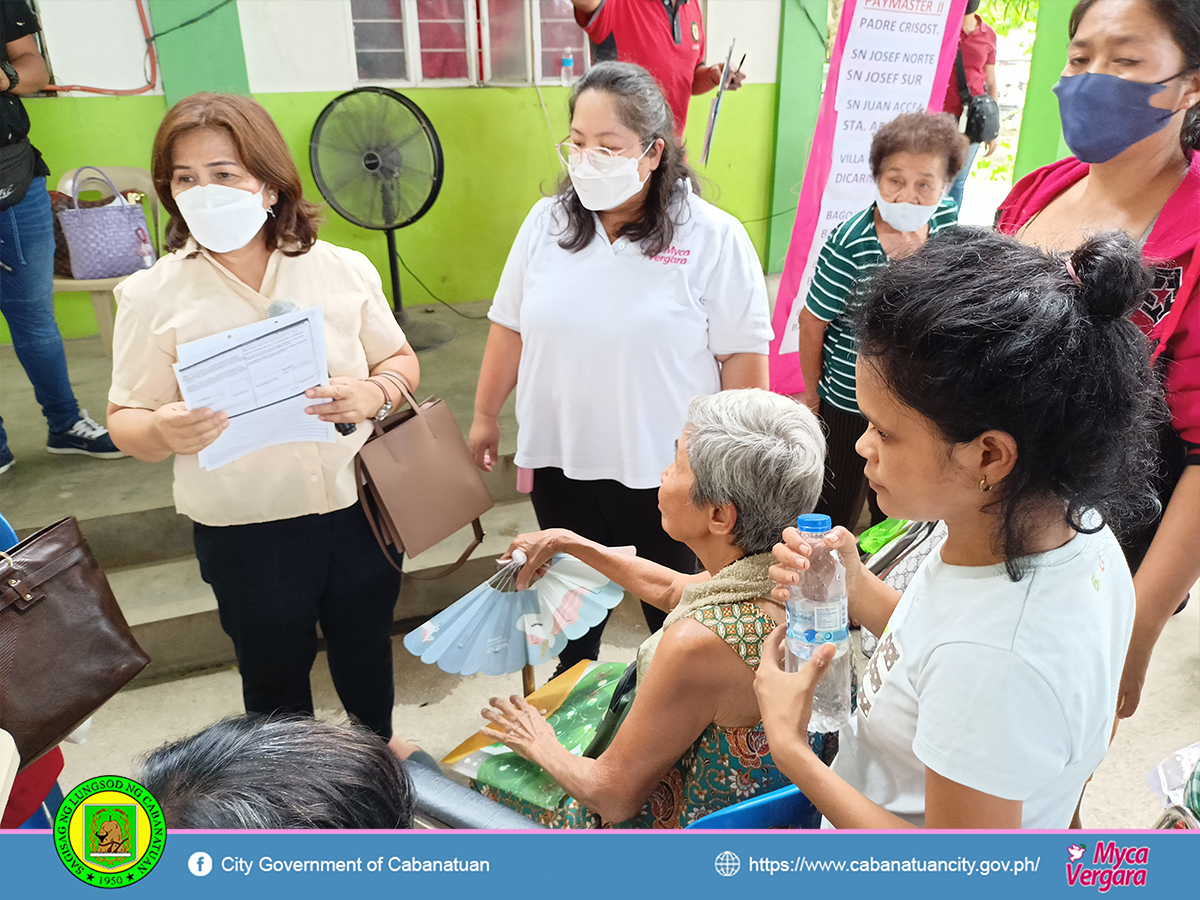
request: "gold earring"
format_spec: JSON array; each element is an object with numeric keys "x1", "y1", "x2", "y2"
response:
[{"x1": 979, "y1": 477, "x2": 992, "y2": 493}]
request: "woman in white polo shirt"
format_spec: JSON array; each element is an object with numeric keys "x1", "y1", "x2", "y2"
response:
[
  {"x1": 106, "y1": 94, "x2": 419, "y2": 744},
  {"x1": 470, "y1": 62, "x2": 772, "y2": 673}
]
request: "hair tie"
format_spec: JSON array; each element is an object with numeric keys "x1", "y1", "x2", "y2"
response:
[{"x1": 1063, "y1": 257, "x2": 1082, "y2": 286}]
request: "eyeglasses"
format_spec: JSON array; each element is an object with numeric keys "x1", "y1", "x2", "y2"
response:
[{"x1": 555, "y1": 140, "x2": 649, "y2": 173}]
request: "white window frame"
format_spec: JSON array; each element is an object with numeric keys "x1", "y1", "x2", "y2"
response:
[
  {"x1": 480, "y1": 0, "x2": 532, "y2": 86},
  {"x1": 345, "y1": 0, "x2": 413, "y2": 86},
  {"x1": 531, "y1": 0, "x2": 591, "y2": 87},
  {"x1": 346, "y1": 0, "x2": 585, "y2": 88}
]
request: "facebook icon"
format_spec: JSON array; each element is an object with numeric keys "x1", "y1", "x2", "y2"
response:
[{"x1": 188, "y1": 852, "x2": 213, "y2": 877}]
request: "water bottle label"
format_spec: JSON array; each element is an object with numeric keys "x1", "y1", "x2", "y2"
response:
[{"x1": 813, "y1": 603, "x2": 843, "y2": 631}]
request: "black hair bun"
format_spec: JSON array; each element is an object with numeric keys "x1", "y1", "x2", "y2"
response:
[{"x1": 1068, "y1": 231, "x2": 1151, "y2": 323}]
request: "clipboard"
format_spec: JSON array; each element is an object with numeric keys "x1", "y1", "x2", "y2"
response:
[{"x1": 701, "y1": 39, "x2": 736, "y2": 166}]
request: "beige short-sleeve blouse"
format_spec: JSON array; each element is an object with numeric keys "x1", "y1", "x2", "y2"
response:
[{"x1": 110, "y1": 239, "x2": 407, "y2": 526}]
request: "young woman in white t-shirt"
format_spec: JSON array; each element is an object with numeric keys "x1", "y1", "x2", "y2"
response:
[
  {"x1": 470, "y1": 62, "x2": 772, "y2": 675},
  {"x1": 755, "y1": 228, "x2": 1163, "y2": 829}
]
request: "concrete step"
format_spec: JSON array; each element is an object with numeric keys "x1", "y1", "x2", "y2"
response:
[{"x1": 115, "y1": 496, "x2": 541, "y2": 684}]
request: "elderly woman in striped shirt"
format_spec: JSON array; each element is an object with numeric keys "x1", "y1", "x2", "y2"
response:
[{"x1": 797, "y1": 112, "x2": 967, "y2": 530}]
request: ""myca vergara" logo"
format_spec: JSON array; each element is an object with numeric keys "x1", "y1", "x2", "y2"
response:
[{"x1": 54, "y1": 776, "x2": 166, "y2": 888}]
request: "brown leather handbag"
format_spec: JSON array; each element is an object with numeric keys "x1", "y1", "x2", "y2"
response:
[
  {"x1": 356, "y1": 380, "x2": 494, "y2": 578},
  {"x1": 0, "y1": 518, "x2": 150, "y2": 769}
]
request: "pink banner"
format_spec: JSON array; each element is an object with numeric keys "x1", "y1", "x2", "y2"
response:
[{"x1": 769, "y1": 0, "x2": 969, "y2": 395}]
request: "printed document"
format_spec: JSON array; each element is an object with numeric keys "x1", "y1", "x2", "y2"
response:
[{"x1": 173, "y1": 306, "x2": 335, "y2": 470}]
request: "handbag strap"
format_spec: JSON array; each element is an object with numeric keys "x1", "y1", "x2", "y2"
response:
[
  {"x1": 355, "y1": 456, "x2": 406, "y2": 574},
  {"x1": 68, "y1": 166, "x2": 123, "y2": 207},
  {"x1": 403, "y1": 519, "x2": 486, "y2": 581},
  {"x1": 0, "y1": 545, "x2": 87, "y2": 612},
  {"x1": 955, "y1": 48, "x2": 974, "y2": 107},
  {"x1": 375, "y1": 371, "x2": 421, "y2": 421}
]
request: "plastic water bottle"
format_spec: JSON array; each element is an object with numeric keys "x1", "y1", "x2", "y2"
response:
[
  {"x1": 785, "y1": 513, "x2": 851, "y2": 732},
  {"x1": 560, "y1": 53, "x2": 574, "y2": 86}
]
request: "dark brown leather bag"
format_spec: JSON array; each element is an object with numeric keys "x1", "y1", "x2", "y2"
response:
[
  {"x1": 356, "y1": 381, "x2": 493, "y2": 578},
  {"x1": 0, "y1": 518, "x2": 150, "y2": 769}
]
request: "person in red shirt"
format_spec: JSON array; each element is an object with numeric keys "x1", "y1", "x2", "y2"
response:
[
  {"x1": 942, "y1": 0, "x2": 999, "y2": 211},
  {"x1": 996, "y1": 0, "x2": 1200, "y2": 732},
  {"x1": 570, "y1": 0, "x2": 744, "y2": 139}
]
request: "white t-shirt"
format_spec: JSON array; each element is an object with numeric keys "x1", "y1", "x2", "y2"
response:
[
  {"x1": 833, "y1": 526, "x2": 1135, "y2": 828},
  {"x1": 488, "y1": 184, "x2": 772, "y2": 489}
]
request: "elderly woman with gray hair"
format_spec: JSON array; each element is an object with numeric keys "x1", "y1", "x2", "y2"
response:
[{"x1": 479, "y1": 389, "x2": 833, "y2": 828}]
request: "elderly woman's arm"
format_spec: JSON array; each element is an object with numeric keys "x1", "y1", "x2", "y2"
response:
[
  {"x1": 505, "y1": 529, "x2": 709, "y2": 609},
  {"x1": 716, "y1": 353, "x2": 768, "y2": 390},
  {"x1": 482, "y1": 620, "x2": 731, "y2": 823}
]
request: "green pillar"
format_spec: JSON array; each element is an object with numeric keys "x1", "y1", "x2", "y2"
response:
[
  {"x1": 148, "y1": 0, "x2": 251, "y2": 106},
  {"x1": 766, "y1": 0, "x2": 828, "y2": 273},
  {"x1": 1013, "y1": 0, "x2": 1072, "y2": 181}
]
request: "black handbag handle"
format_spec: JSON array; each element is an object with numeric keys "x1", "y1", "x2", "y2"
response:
[{"x1": 954, "y1": 48, "x2": 974, "y2": 108}]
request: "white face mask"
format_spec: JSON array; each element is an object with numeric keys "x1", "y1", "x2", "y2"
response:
[
  {"x1": 874, "y1": 186, "x2": 938, "y2": 233},
  {"x1": 175, "y1": 183, "x2": 269, "y2": 253},
  {"x1": 567, "y1": 145, "x2": 651, "y2": 211}
]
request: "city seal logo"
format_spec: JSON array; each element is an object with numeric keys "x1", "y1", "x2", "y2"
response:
[{"x1": 54, "y1": 776, "x2": 166, "y2": 888}]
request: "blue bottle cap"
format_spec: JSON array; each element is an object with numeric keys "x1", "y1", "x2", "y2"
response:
[{"x1": 796, "y1": 513, "x2": 832, "y2": 533}]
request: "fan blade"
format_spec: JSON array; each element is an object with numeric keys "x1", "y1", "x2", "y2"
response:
[
  {"x1": 533, "y1": 557, "x2": 626, "y2": 641},
  {"x1": 403, "y1": 583, "x2": 497, "y2": 663},
  {"x1": 433, "y1": 591, "x2": 513, "y2": 675}
]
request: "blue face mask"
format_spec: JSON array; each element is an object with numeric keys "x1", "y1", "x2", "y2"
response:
[{"x1": 1053, "y1": 71, "x2": 1181, "y2": 163}]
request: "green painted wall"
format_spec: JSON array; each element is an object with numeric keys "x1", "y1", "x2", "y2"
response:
[
  {"x1": 147, "y1": 0, "x2": 251, "y2": 104},
  {"x1": 767, "y1": 0, "x2": 827, "y2": 273},
  {"x1": 3, "y1": 83, "x2": 776, "y2": 344},
  {"x1": 1014, "y1": 1, "x2": 1072, "y2": 181}
]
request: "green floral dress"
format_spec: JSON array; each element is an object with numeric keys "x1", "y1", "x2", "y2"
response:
[{"x1": 478, "y1": 599, "x2": 836, "y2": 828}]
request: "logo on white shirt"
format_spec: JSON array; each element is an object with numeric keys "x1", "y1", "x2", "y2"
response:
[{"x1": 650, "y1": 246, "x2": 691, "y2": 266}]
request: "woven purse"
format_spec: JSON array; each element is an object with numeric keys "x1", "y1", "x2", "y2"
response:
[{"x1": 56, "y1": 167, "x2": 154, "y2": 280}]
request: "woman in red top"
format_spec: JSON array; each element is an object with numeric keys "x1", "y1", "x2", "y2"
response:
[{"x1": 996, "y1": 0, "x2": 1200, "y2": 721}]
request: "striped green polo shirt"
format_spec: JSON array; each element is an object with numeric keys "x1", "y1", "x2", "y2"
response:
[{"x1": 804, "y1": 199, "x2": 959, "y2": 414}]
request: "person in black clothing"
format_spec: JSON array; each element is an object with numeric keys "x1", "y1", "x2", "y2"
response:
[{"x1": 0, "y1": 0, "x2": 124, "y2": 475}]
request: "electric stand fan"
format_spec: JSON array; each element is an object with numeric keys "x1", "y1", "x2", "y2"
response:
[{"x1": 310, "y1": 87, "x2": 453, "y2": 351}]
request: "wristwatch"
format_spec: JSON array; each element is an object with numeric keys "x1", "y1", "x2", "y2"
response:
[
  {"x1": 372, "y1": 380, "x2": 394, "y2": 423},
  {"x1": 1, "y1": 60, "x2": 19, "y2": 92}
]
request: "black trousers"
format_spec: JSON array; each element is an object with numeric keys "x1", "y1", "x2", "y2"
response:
[
  {"x1": 814, "y1": 401, "x2": 883, "y2": 532},
  {"x1": 193, "y1": 501, "x2": 402, "y2": 738},
  {"x1": 529, "y1": 467, "x2": 698, "y2": 674}
]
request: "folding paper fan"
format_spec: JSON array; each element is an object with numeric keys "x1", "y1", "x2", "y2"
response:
[{"x1": 403, "y1": 550, "x2": 626, "y2": 677}]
